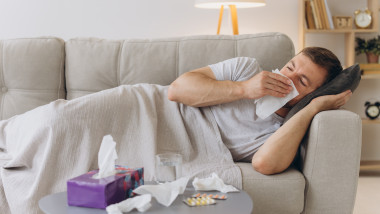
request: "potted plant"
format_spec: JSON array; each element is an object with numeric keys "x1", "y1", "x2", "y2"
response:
[{"x1": 355, "y1": 35, "x2": 380, "y2": 63}]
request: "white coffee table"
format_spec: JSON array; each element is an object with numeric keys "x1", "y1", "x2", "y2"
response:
[{"x1": 39, "y1": 185, "x2": 253, "y2": 214}]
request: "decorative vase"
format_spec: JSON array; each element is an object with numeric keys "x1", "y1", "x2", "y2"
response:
[{"x1": 366, "y1": 52, "x2": 379, "y2": 63}]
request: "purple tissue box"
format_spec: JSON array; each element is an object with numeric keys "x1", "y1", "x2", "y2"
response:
[{"x1": 67, "y1": 165, "x2": 144, "y2": 209}]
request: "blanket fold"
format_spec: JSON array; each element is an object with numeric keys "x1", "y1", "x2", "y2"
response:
[{"x1": 0, "y1": 84, "x2": 241, "y2": 214}]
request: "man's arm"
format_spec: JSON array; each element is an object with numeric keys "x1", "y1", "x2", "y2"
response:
[
  {"x1": 168, "y1": 66, "x2": 293, "y2": 107},
  {"x1": 251, "y1": 90, "x2": 352, "y2": 175}
]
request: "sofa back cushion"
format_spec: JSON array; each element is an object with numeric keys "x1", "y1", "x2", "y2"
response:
[
  {"x1": 0, "y1": 37, "x2": 65, "y2": 120},
  {"x1": 65, "y1": 33, "x2": 295, "y2": 99}
]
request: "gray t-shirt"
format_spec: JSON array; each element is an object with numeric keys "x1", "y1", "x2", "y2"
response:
[{"x1": 208, "y1": 57, "x2": 284, "y2": 162}]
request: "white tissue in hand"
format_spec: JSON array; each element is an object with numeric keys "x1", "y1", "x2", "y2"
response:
[
  {"x1": 192, "y1": 173, "x2": 239, "y2": 193},
  {"x1": 255, "y1": 69, "x2": 299, "y2": 119},
  {"x1": 133, "y1": 176, "x2": 189, "y2": 207},
  {"x1": 93, "y1": 135, "x2": 118, "y2": 179},
  {"x1": 106, "y1": 194, "x2": 152, "y2": 214}
]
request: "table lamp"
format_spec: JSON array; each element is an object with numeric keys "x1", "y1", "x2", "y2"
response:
[{"x1": 195, "y1": 0, "x2": 266, "y2": 35}]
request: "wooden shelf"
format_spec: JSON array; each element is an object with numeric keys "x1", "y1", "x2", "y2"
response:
[
  {"x1": 299, "y1": 0, "x2": 379, "y2": 67},
  {"x1": 360, "y1": 161, "x2": 380, "y2": 172},
  {"x1": 361, "y1": 74, "x2": 380, "y2": 79},
  {"x1": 362, "y1": 118, "x2": 380, "y2": 124},
  {"x1": 305, "y1": 29, "x2": 379, "y2": 33},
  {"x1": 361, "y1": 160, "x2": 380, "y2": 166},
  {"x1": 360, "y1": 161, "x2": 380, "y2": 169}
]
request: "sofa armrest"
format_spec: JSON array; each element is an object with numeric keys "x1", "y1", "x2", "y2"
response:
[{"x1": 300, "y1": 110, "x2": 361, "y2": 214}]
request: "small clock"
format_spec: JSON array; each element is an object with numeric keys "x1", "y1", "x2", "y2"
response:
[
  {"x1": 354, "y1": 9, "x2": 372, "y2": 29},
  {"x1": 365, "y1": 101, "x2": 380, "y2": 120}
]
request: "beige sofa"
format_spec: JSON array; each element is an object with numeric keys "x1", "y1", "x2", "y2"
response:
[{"x1": 0, "y1": 33, "x2": 361, "y2": 214}]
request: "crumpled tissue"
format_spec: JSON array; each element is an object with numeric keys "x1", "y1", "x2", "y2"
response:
[
  {"x1": 192, "y1": 173, "x2": 239, "y2": 193},
  {"x1": 93, "y1": 135, "x2": 118, "y2": 179},
  {"x1": 255, "y1": 69, "x2": 299, "y2": 119},
  {"x1": 106, "y1": 194, "x2": 152, "y2": 214},
  {"x1": 133, "y1": 176, "x2": 189, "y2": 207}
]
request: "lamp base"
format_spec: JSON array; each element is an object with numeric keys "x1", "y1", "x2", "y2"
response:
[{"x1": 217, "y1": 5, "x2": 239, "y2": 35}]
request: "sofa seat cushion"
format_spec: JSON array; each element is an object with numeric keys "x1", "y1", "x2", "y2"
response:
[{"x1": 237, "y1": 162, "x2": 305, "y2": 214}]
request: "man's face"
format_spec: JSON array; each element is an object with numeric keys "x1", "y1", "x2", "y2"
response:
[{"x1": 280, "y1": 53, "x2": 328, "y2": 107}]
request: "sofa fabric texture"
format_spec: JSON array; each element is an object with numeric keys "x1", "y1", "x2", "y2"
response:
[
  {"x1": 0, "y1": 33, "x2": 362, "y2": 214},
  {"x1": 0, "y1": 37, "x2": 65, "y2": 120},
  {"x1": 300, "y1": 110, "x2": 362, "y2": 213},
  {"x1": 65, "y1": 34, "x2": 294, "y2": 100}
]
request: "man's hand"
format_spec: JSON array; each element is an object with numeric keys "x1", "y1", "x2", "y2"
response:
[
  {"x1": 168, "y1": 67, "x2": 293, "y2": 107},
  {"x1": 309, "y1": 90, "x2": 352, "y2": 113},
  {"x1": 252, "y1": 89, "x2": 353, "y2": 175},
  {"x1": 241, "y1": 71, "x2": 293, "y2": 100}
]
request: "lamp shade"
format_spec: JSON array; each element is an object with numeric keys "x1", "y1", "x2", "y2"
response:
[{"x1": 195, "y1": 0, "x2": 265, "y2": 9}]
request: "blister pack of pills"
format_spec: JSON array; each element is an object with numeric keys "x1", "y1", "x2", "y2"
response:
[
  {"x1": 192, "y1": 193, "x2": 228, "y2": 200},
  {"x1": 183, "y1": 196, "x2": 216, "y2": 207}
]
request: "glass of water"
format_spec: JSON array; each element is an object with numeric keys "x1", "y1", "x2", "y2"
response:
[{"x1": 155, "y1": 153, "x2": 182, "y2": 183}]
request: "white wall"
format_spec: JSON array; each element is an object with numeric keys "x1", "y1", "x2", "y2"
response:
[
  {"x1": 1, "y1": 0, "x2": 374, "y2": 62},
  {"x1": 1, "y1": 0, "x2": 379, "y2": 160},
  {"x1": 0, "y1": 0, "x2": 298, "y2": 47}
]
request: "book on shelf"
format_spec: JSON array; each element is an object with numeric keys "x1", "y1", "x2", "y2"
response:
[
  {"x1": 323, "y1": 0, "x2": 334, "y2": 29},
  {"x1": 305, "y1": 0, "x2": 333, "y2": 30},
  {"x1": 317, "y1": 0, "x2": 327, "y2": 29},
  {"x1": 305, "y1": 0, "x2": 316, "y2": 29},
  {"x1": 320, "y1": 0, "x2": 331, "y2": 29},
  {"x1": 310, "y1": 0, "x2": 322, "y2": 29}
]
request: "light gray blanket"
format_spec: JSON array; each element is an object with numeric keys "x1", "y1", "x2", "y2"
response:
[{"x1": 0, "y1": 84, "x2": 241, "y2": 214}]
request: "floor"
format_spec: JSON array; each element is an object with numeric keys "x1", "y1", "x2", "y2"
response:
[{"x1": 353, "y1": 163, "x2": 380, "y2": 214}]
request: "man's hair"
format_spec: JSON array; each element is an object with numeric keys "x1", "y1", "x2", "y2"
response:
[{"x1": 299, "y1": 47, "x2": 342, "y2": 84}]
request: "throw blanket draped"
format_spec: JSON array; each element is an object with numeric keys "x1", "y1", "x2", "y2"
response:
[{"x1": 0, "y1": 84, "x2": 241, "y2": 214}]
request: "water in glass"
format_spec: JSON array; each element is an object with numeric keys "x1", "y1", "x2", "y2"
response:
[{"x1": 155, "y1": 153, "x2": 182, "y2": 183}]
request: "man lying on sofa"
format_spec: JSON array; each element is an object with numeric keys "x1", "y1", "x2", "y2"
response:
[
  {"x1": 168, "y1": 47, "x2": 352, "y2": 175},
  {"x1": 0, "y1": 46, "x2": 354, "y2": 214}
]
